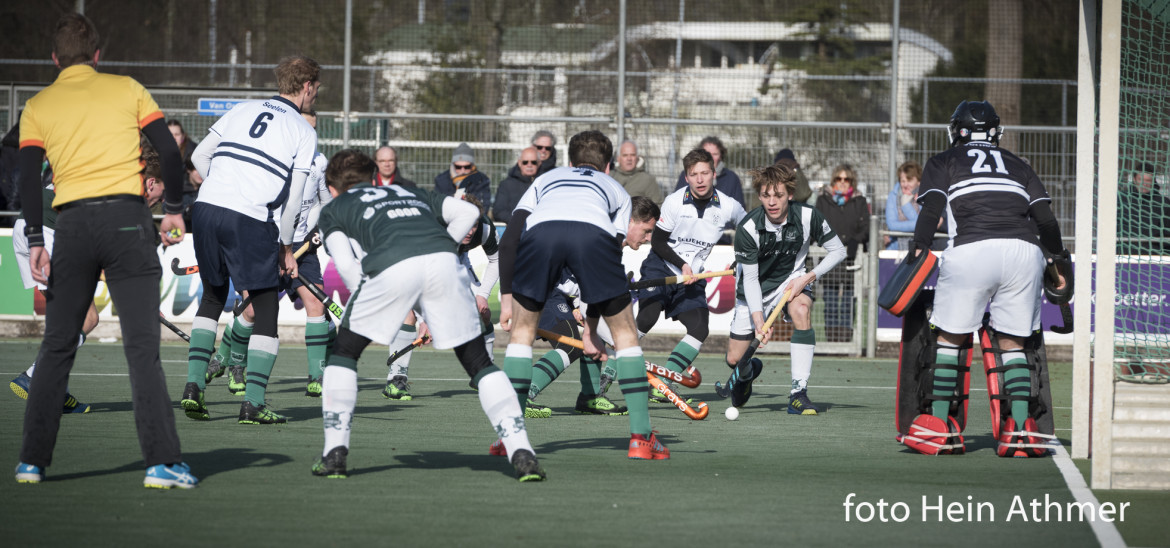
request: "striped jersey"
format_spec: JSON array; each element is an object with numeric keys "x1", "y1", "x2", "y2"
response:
[
  {"x1": 293, "y1": 151, "x2": 330, "y2": 242},
  {"x1": 733, "y1": 202, "x2": 836, "y2": 300},
  {"x1": 514, "y1": 165, "x2": 631, "y2": 237},
  {"x1": 917, "y1": 142, "x2": 1050, "y2": 248},
  {"x1": 657, "y1": 186, "x2": 746, "y2": 274},
  {"x1": 196, "y1": 96, "x2": 317, "y2": 223},
  {"x1": 317, "y1": 182, "x2": 455, "y2": 278}
]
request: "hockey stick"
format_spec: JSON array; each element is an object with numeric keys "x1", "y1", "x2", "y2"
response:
[
  {"x1": 535, "y1": 329, "x2": 702, "y2": 387},
  {"x1": 159, "y1": 312, "x2": 191, "y2": 342},
  {"x1": 170, "y1": 258, "x2": 198, "y2": 276},
  {"x1": 232, "y1": 233, "x2": 322, "y2": 315},
  {"x1": 627, "y1": 269, "x2": 734, "y2": 291},
  {"x1": 386, "y1": 335, "x2": 430, "y2": 366},
  {"x1": 297, "y1": 280, "x2": 345, "y2": 320},
  {"x1": 534, "y1": 329, "x2": 708, "y2": 420},
  {"x1": 714, "y1": 287, "x2": 792, "y2": 399}
]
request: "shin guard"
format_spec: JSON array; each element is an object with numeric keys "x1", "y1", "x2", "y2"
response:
[
  {"x1": 895, "y1": 290, "x2": 972, "y2": 437},
  {"x1": 979, "y1": 317, "x2": 1056, "y2": 457}
]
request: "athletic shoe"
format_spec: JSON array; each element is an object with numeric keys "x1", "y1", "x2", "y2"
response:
[
  {"x1": 730, "y1": 358, "x2": 764, "y2": 408},
  {"x1": 488, "y1": 439, "x2": 507, "y2": 456},
  {"x1": 143, "y1": 462, "x2": 199, "y2": 489},
  {"x1": 238, "y1": 401, "x2": 287, "y2": 425},
  {"x1": 511, "y1": 449, "x2": 546, "y2": 482},
  {"x1": 628, "y1": 432, "x2": 670, "y2": 460},
  {"x1": 204, "y1": 355, "x2": 226, "y2": 385},
  {"x1": 227, "y1": 365, "x2": 246, "y2": 395},
  {"x1": 305, "y1": 376, "x2": 322, "y2": 398},
  {"x1": 524, "y1": 399, "x2": 552, "y2": 419},
  {"x1": 15, "y1": 462, "x2": 43, "y2": 484},
  {"x1": 574, "y1": 393, "x2": 628, "y2": 415},
  {"x1": 381, "y1": 376, "x2": 412, "y2": 401},
  {"x1": 62, "y1": 393, "x2": 91, "y2": 414},
  {"x1": 180, "y1": 382, "x2": 210, "y2": 421},
  {"x1": 649, "y1": 383, "x2": 692, "y2": 405},
  {"x1": 311, "y1": 447, "x2": 348, "y2": 478},
  {"x1": 787, "y1": 389, "x2": 820, "y2": 415},
  {"x1": 10, "y1": 372, "x2": 31, "y2": 400}
]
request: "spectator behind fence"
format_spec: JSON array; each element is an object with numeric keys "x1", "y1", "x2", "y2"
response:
[
  {"x1": 434, "y1": 142, "x2": 492, "y2": 212},
  {"x1": 531, "y1": 130, "x2": 558, "y2": 176},
  {"x1": 493, "y1": 146, "x2": 540, "y2": 223},
  {"x1": 373, "y1": 145, "x2": 416, "y2": 188},
  {"x1": 773, "y1": 148, "x2": 812, "y2": 203},
  {"x1": 1118, "y1": 162, "x2": 1169, "y2": 255},
  {"x1": 167, "y1": 120, "x2": 201, "y2": 231},
  {"x1": 815, "y1": 164, "x2": 870, "y2": 342},
  {"x1": 884, "y1": 161, "x2": 923, "y2": 251},
  {"x1": 611, "y1": 140, "x2": 663, "y2": 205},
  {"x1": 674, "y1": 136, "x2": 745, "y2": 208}
]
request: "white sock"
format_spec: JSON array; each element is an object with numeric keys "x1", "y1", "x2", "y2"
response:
[
  {"x1": 321, "y1": 366, "x2": 358, "y2": 456},
  {"x1": 790, "y1": 342, "x2": 815, "y2": 394},
  {"x1": 387, "y1": 325, "x2": 417, "y2": 380},
  {"x1": 477, "y1": 369, "x2": 533, "y2": 460}
]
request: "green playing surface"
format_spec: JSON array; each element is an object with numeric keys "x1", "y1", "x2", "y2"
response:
[{"x1": 0, "y1": 339, "x2": 1166, "y2": 547}]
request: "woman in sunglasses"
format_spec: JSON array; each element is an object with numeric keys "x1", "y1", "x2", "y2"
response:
[{"x1": 815, "y1": 164, "x2": 870, "y2": 343}]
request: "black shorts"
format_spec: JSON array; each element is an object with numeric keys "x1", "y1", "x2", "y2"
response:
[
  {"x1": 280, "y1": 240, "x2": 323, "y2": 297},
  {"x1": 538, "y1": 291, "x2": 577, "y2": 332},
  {"x1": 192, "y1": 202, "x2": 279, "y2": 291},
  {"x1": 635, "y1": 252, "x2": 708, "y2": 319},
  {"x1": 512, "y1": 221, "x2": 627, "y2": 306}
]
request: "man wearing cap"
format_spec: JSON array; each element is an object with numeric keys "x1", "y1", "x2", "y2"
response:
[{"x1": 434, "y1": 142, "x2": 492, "y2": 212}]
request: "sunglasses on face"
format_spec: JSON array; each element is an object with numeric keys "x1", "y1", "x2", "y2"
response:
[
  {"x1": 520, "y1": 160, "x2": 539, "y2": 166},
  {"x1": 834, "y1": 176, "x2": 853, "y2": 182},
  {"x1": 534, "y1": 145, "x2": 552, "y2": 151},
  {"x1": 453, "y1": 164, "x2": 473, "y2": 171}
]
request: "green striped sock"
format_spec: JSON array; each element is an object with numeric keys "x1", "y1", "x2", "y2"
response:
[
  {"x1": 1002, "y1": 352, "x2": 1031, "y2": 427},
  {"x1": 228, "y1": 317, "x2": 254, "y2": 367},
  {"x1": 187, "y1": 324, "x2": 217, "y2": 389},
  {"x1": 665, "y1": 336, "x2": 701, "y2": 374},
  {"x1": 244, "y1": 335, "x2": 279, "y2": 406},
  {"x1": 932, "y1": 343, "x2": 960, "y2": 419},
  {"x1": 616, "y1": 349, "x2": 651, "y2": 436},
  {"x1": 503, "y1": 344, "x2": 533, "y2": 409},
  {"x1": 305, "y1": 316, "x2": 330, "y2": 379},
  {"x1": 212, "y1": 322, "x2": 233, "y2": 365},
  {"x1": 528, "y1": 349, "x2": 567, "y2": 400},
  {"x1": 579, "y1": 356, "x2": 602, "y2": 397}
]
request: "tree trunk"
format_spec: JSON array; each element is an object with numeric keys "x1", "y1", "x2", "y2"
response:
[
  {"x1": 474, "y1": 0, "x2": 506, "y2": 140},
  {"x1": 985, "y1": 0, "x2": 1022, "y2": 151}
]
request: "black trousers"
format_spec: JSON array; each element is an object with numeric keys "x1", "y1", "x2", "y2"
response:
[{"x1": 20, "y1": 199, "x2": 182, "y2": 468}]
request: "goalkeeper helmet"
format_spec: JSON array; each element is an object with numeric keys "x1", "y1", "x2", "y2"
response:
[{"x1": 949, "y1": 100, "x2": 1002, "y2": 147}]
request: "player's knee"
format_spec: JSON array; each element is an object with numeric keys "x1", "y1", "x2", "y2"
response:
[
  {"x1": 595, "y1": 293, "x2": 632, "y2": 319},
  {"x1": 331, "y1": 328, "x2": 370, "y2": 363},
  {"x1": 454, "y1": 335, "x2": 493, "y2": 379}
]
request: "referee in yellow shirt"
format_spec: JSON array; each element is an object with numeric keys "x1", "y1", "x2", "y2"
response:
[{"x1": 14, "y1": 13, "x2": 197, "y2": 489}]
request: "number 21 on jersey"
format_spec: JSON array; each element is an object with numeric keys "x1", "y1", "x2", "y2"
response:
[{"x1": 968, "y1": 149, "x2": 1009, "y2": 175}]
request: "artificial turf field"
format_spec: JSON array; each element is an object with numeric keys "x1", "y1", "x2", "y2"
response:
[{"x1": 1, "y1": 338, "x2": 1167, "y2": 548}]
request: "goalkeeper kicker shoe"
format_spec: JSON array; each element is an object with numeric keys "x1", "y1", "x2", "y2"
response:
[
  {"x1": 575, "y1": 393, "x2": 628, "y2": 415},
  {"x1": 511, "y1": 449, "x2": 546, "y2": 482},
  {"x1": 312, "y1": 447, "x2": 348, "y2": 479},
  {"x1": 488, "y1": 439, "x2": 507, "y2": 456},
  {"x1": 226, "y1": 365, "x2": 246, "y2": 395},
  {"x1": 180, "y1": 382, "x2": 210, "y2": 421},
  {"x1": 787, "y1": 389, "x2": 820, "y2": 415},
  {"x1": 238, "y1": 401, "x2": 287, "y2": 425},
  {"x1": 204, "y1": 355, "x2": 226, "y2": 385},
  {"x1": 144, "y1": 462, "x2": 198, "y2": 489},
  {"x1": 381, "y1": 376, "x2": 412, "y2": 401},
  {"x1": 305, "y1": 376, "x2": 323, "y2": 398}
]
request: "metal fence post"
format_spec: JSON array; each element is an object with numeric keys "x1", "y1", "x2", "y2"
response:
[{"x1": 867, "y1": 214, "x2": 879, "y2": 358}]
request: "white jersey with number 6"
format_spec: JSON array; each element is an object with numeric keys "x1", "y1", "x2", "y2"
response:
[{"x1": 195, "y1": 96, "x2": 317, "y2": 223}]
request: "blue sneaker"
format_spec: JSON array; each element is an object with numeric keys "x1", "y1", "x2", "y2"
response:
[
  {"x1": 144, "y1": 462, "x2": 199, "y2": 489},
  {"x1": 15, "y1": 462, "x2": 43, "y2": 484},
  {"x1": 62, "y1": 393, "x2": 91, "y2": 414},
  {"x1": 10, "y1": 372, "x2": 31, "y2": 399}
]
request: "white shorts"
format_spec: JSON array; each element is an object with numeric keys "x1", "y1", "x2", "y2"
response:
[
  {"x1": 930, "y1": 239, "x2": 1045, "y2": 337},
  {"x1": 343, "y1": 252, "x2": 482, "y2": 349},
  {"x1": 730, "y1": 283, "x2": 803, "y2": 337},
  {"x1": 12, "y1": 218, "x2": 55, "y2": 291}
]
